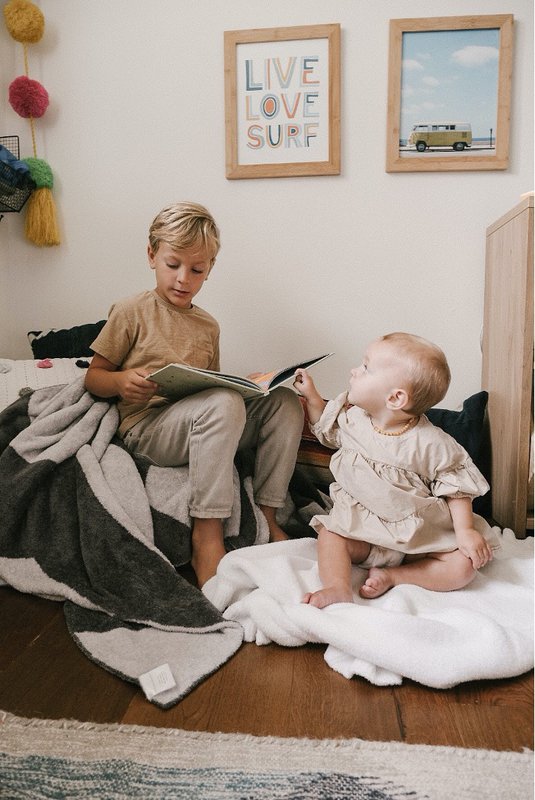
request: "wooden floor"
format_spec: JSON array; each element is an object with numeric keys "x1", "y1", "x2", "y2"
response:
[{"x1": 0, "y1": 582, "x2": 532, "y2": 752}]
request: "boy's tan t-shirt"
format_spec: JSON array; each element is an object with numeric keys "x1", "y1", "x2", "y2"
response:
[{"x1": 90, "y1": 289, "x2": 220, "y2": 436}]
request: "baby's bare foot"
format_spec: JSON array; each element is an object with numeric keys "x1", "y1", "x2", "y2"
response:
[
  {"x1": 359, "y1": 567, "x2": 394, "y2": 599},
  {"x1": 302, "y1": 585, "x2": 353, "y2": 608}
]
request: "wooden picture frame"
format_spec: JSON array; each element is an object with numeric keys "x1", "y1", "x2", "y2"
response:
[
  {"x1": 224, "y1": 24, "x2": 341, "y2": 179},
  {"x1": 386, "y1": 15, "x2": 513, "y2": 172}
]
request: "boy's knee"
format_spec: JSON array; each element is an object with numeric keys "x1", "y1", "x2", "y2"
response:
[
  {"x1": 198, "y1": 388, "x2": 246, "y2": 426},
  {"x1": 271, "y1": 387, "x2": 304, "y2": 425}
]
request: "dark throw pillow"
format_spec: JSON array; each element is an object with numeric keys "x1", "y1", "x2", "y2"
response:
[
  {"x1": 427, "y1": 391, "x2": 491, "y2": 517},
  {"x1": 27, "y1": 320, "x2": 106, "y2": 359}
]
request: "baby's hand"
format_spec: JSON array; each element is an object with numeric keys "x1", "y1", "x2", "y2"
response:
[
  {"x1": 456, "y1": 528, "x2": 493, "y2": 570},
  {"x1": 293, "y1": 368, "x2": 315, "y2": 398}
]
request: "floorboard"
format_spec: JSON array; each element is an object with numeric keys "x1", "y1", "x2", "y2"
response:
[{"x1": 0, "y1": 586, "x2": 532, "y2": 751}]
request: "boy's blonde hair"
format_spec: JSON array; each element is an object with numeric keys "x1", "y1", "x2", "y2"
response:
[
  {"x1": 381, "y1": 332, "x2": 451, "y2": 415},
  {"x1": 148, "y1": 201, "x2": 220, "y2": 264}
]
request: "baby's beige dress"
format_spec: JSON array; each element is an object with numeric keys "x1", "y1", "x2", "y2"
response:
[{"x1": 309, "y1": 393, "x2": 500, "y2": 555}]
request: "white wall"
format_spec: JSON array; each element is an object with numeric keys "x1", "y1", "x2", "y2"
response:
[{"x1": 1, "y1": 0, "x2": 533, "y2": 409}]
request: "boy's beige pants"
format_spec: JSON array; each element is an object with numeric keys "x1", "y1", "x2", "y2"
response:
[{"x1": 123, "y1": 387, "x2": 304, "y2": 518}]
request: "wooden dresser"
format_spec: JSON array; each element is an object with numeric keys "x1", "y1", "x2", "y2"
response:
[{"x1": 481, "y1": 195, "x2": 533, "y2": 536}]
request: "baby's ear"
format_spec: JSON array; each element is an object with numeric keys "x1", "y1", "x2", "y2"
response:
[{"x1": 386, "y1": 388, "x2": 410, "y2": 411}]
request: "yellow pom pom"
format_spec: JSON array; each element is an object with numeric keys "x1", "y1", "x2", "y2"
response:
[
  {"x1": 3, "y1": 0, "x2": 44, "y2": 44},
  {"x1": 25, "y1": 187, "x2": 60, "y2": 247}
]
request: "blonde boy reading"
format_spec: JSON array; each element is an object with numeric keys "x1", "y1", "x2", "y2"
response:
[
  {"x1": 86, "y1": 201, "x2": 303, "y2": 586},
  {"x1": 294, "y1": 332, "x2": 500, "y2": 608}
]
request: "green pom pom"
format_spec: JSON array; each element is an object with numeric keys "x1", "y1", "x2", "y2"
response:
[{"x1": 22, "y1": 157, "x2": 54, "y2": 188}]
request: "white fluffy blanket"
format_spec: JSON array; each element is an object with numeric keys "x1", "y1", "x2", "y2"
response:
[{"x1": 204, "y1": 530, "x2": 534, "y2": 688}]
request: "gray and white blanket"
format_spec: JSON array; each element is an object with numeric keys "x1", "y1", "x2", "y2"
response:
[{"x1": 0, "y1": 377, "x2": 277, "y2": 708}]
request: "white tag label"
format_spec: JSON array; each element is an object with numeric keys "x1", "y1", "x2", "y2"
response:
[{"x1": 138, "y1": 663, "x2": 176, "y2": 701}]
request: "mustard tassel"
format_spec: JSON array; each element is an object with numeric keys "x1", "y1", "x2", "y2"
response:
[{"x1": 24, "y1": 186, "x2": 60, "y2": 246}]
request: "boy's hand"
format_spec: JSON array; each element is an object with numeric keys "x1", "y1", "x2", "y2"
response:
[
  {"x1": 456, "y1": 528, "x2": 493, "y2": 570},
  {"x1": 115, "y1": 369, "x2": 158, "y2": 403}
]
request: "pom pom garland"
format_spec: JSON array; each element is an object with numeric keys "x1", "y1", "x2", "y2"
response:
[
  {"x1": 20, "y1": 157, "x2": 59, "y2": 245},
  {"x1": 3, "y1": 0, "x2": 44, "y2": 44},
  {"x1": 3, "y1": 0, "x2": 60, "y2": 246},
  {"x1": 22, "y1": 157, "x2": 54, "y2": 188},
  {"x1": 8, "y1": 75, "x2": 49, "y2": 118},
  {"x1": 24, "y1": 187, "x2": 60, "y2": 246}
]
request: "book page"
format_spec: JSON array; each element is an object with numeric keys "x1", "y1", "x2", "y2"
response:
[
  {"x1": 251, "y1": 370, "x2": 278, "y2": 390},
  {"x1": 266, "y1": 353, "x2": 333, "y2": 390}
]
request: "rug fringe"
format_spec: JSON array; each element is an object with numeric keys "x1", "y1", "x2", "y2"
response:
[{"x1": 1, "y1": 710, "x2": 532, "y2": 761}]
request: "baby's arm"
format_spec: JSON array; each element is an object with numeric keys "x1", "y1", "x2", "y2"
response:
[
  {"x1": 293, "y1": 368, "x2": 326, "y2": 424},
  {"x1": 447, "y1": 495, "x2": 493, "y2": 569},
  {"x1": 85, "y1": 353, "x2": 158, "y2": 404}
]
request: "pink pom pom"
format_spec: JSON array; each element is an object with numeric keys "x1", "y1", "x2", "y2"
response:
[{"x1": 8, "y1": 75, "x2": 49, "y2": 118}]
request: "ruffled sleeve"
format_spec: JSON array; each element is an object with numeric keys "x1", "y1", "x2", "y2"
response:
[
  {"x1": 431, "y1": 454, "x2": 490, "y2": 500},
  {"x1": 309, "y1": 391, "x2": 349, "y2": 448}
]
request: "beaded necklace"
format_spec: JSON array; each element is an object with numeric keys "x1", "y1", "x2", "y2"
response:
[{"x1": 371, "y1": 415, "x2": 419, "y2": 437}]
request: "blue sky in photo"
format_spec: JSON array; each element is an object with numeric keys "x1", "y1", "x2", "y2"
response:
[{"x1": 400, "y1": 28, "x2": 500, "y2": 140}]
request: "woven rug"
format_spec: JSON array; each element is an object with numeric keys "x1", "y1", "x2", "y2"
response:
[{"x1": 0, "y1": 711, "x2": 532, "y2": 799}]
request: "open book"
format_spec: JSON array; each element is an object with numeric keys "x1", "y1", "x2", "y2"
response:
[{"x1": 148, "y1": 353, "x2": 333, "y2": 401}]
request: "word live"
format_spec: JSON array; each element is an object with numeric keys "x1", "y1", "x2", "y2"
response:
[{"x1": 245, "y1": 56, "x2": 320, "y2": 92}]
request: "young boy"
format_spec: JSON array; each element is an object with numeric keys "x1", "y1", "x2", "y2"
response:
[{"x1": 85, "y1": 201, "x2": 304, "y2": 586}]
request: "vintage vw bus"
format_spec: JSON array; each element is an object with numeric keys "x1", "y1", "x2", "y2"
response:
[{"x1": 408, "y1": 123, "x2": 472, "y2": 151}]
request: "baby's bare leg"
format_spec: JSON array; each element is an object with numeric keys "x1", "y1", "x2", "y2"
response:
[
  {"x1": 359, "y1": 548, "x2": 476, "y2": 599},
  {"x1": 303, "y1": 526, "x2": 371, "y2": 608}
]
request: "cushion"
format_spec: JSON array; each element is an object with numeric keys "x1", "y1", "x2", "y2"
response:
[
  {"x1": 426, "y1": 391, "x2": 488, "y2": 465},
  {"x1": 27, "y1": 320, "x2": 106, "y2": 359},
  {"x1": 427, "y1": 390, "x2": 491, "y2": 516}
]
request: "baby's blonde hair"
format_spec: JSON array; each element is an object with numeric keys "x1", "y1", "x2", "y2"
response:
[
  {"x1": 148, "y1": 201, "x2": 220, "y2": 264},
  {"x1": 380, "y1": 332, "x2": 451, "y2": 415}
]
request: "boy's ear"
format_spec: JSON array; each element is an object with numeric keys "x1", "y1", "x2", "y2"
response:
[
  {"x1": 386, "y1": 388, "x2": 410, "y2": 411},
  {"x1": 147, "y1": 244, "x2": 156, "y2": 269}
]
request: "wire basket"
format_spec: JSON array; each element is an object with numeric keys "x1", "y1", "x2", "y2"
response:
[{"x1": 0, "y1": 135, "x2": 35, "y2": 213}]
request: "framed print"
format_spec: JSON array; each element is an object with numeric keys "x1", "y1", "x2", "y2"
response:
[
  {"x1": 224, "y1": 24, "x2": 341, "y2": 179},
  {"x1": 386, "y1": 15, "x2": 513, "y2": 172}
]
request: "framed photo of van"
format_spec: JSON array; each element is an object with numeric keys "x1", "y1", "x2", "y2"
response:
[
  {"x1": 386, "y1": 15, "x2": 513, "y2": 172},
  {"x1": 224, "y1": 24, "x2": 341, "y2": 179}
]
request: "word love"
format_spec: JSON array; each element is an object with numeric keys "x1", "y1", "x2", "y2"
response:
[{"x1": 243, "y1": 56, "x2": 322, "y2": 150}]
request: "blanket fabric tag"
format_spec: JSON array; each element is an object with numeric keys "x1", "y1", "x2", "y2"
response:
[{"x1": 138, "y1": 663, "x2": 177, "y2": 701}]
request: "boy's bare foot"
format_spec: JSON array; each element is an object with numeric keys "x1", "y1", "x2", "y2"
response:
[
  {"x1": 191, "y1": 518, "x2": 226, "y2": 588},
  {"x1": 259, "y1": 504, "x2": 289, "y2": 543},
  {"x1": 302, "y1": 585, "x2": 353, "y2": 608},
  {"x1": 268, "y1": 525, "x2": 289, "y2": 543},
  {"x1": 359, "y1": 567, "x2": 395, "y2": 598}
]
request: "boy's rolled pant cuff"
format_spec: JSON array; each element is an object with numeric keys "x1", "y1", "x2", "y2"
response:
[
  {"x1": 255, "y1": 497, "x2": 285, "y2": 509},
  {"x1": 190, "y1": 508, "x2": 233, "y2": 519}
]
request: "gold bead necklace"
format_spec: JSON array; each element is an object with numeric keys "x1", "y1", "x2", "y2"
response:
[{"x1": 371, "y1": 415, "x2": 419, "y2": 437}]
